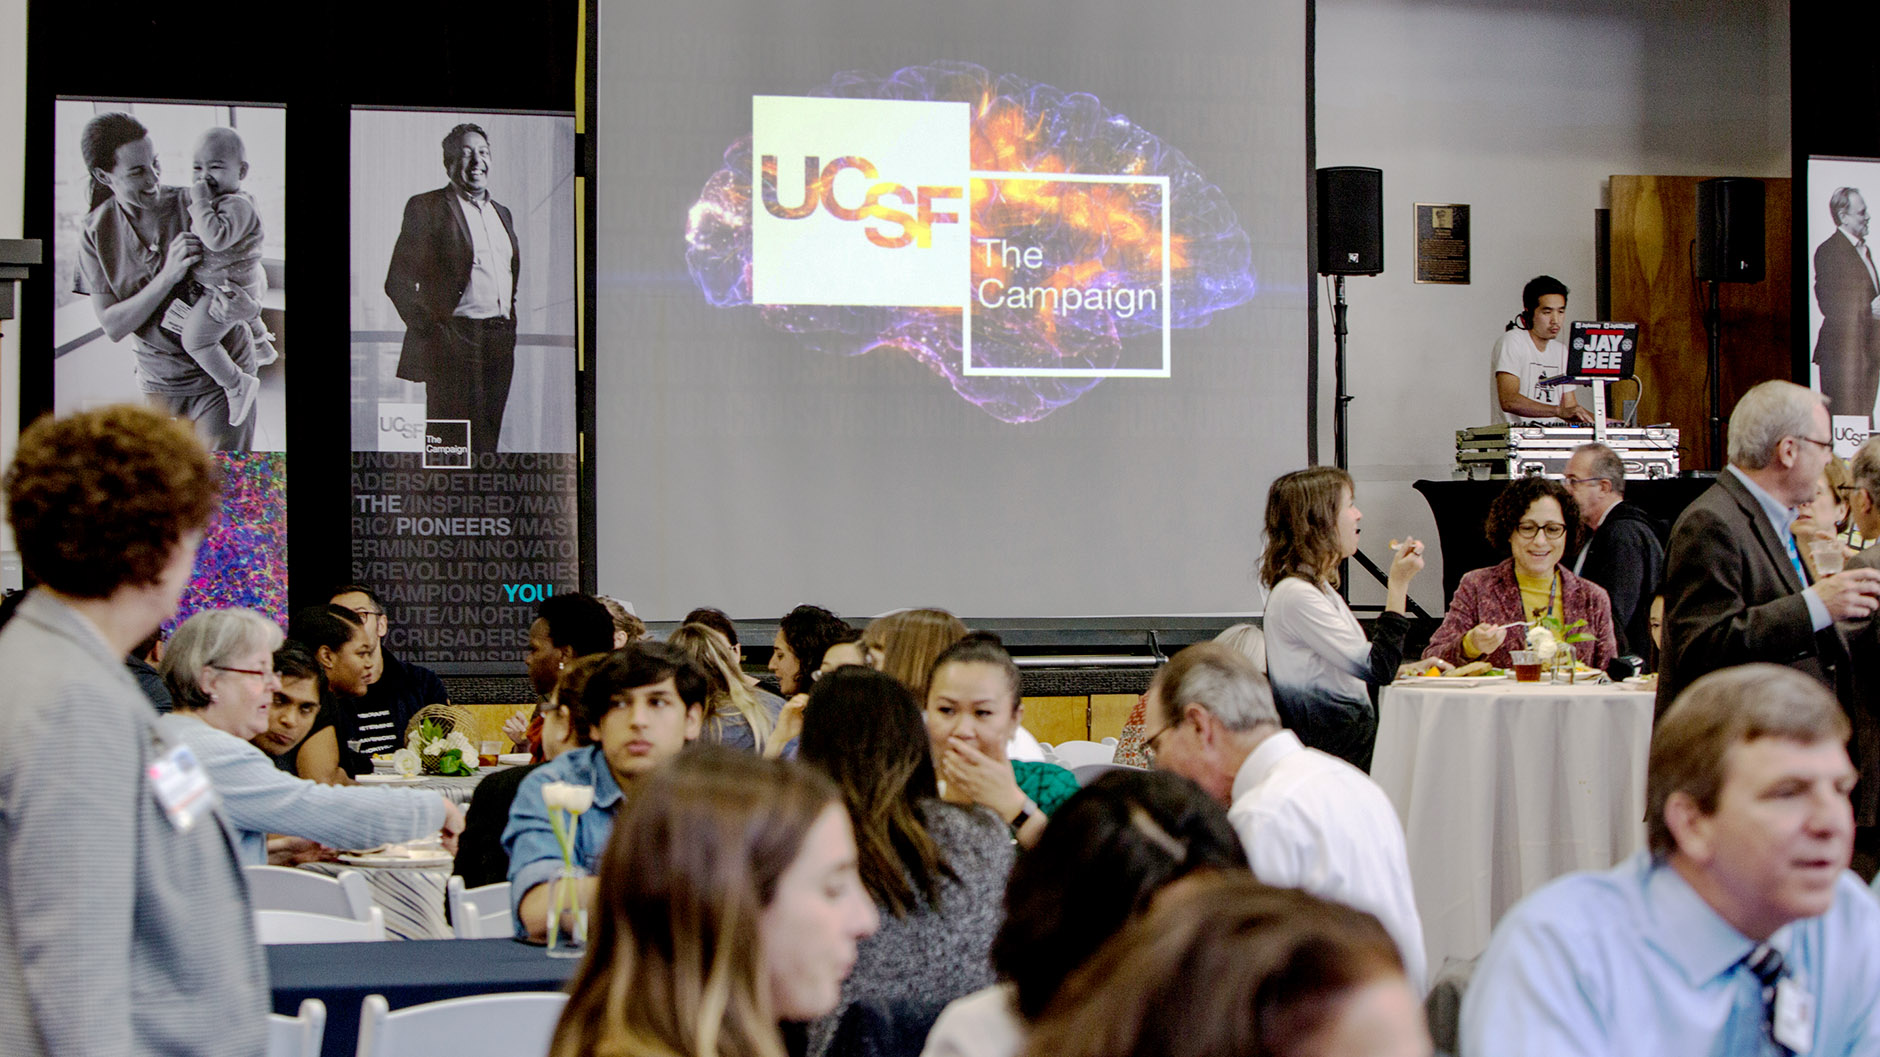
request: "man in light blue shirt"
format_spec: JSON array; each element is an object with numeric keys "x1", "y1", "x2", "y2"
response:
[
  {"x1": 1463, "y1": 664, "x2": 1880, "y2": 1056},
  {"x1": 503, "y1": 641, "x2": 704, "y2": 940}
]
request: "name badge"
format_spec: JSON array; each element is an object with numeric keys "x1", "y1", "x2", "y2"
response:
[
  {"x1": 159, "y1": 297, "x2": 192, "y2": 338},
  {"x1": 1775, "y1": 977, "x2": 1815, "y2": 1054},
  {"x1": 147, "y1": 743, "x2": 217, "y2": 832}
]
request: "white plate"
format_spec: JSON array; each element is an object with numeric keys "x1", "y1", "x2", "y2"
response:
[
  {"x1": 497, "y1": 753, "x2": 531, "y2": 766},
  {"x1": 1396, "y1": 675, "x2": 1507, "y2": 687},
  {"x1": 356, "y1": 774, "x2": 424, "y2": 785},
  {"x1": 337, "y1": 850, "x2": 454, "y2": 869}
]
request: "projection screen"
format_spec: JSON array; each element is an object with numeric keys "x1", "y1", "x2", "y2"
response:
[{"x1": 596, "y1": 0, "x2": 1309, "y2": 620}]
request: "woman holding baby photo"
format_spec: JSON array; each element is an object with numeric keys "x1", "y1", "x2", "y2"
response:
[{"x1": 75, "y1": 111, "x2": 259, "y2": 451}]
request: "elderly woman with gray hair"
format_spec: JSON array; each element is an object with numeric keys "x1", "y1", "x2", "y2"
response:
[{"x1": 156, "y1": 607, "x2": 464, "y2": 864}]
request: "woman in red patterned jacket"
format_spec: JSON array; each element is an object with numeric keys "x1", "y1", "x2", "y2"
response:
[{"x1": 1423, "y1": 476, "x2": 1617, "y2": 670}]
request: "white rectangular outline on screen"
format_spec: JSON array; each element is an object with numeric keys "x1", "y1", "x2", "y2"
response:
[{"x1": 962, "y1": 171, "x2": 1171, "y2": 379}]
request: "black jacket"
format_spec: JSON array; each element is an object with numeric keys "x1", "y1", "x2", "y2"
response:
[
  {"x1": 1576, "y1": 500, "x2": 1665, "y2": 659},
  {"x1": 383, "y1": 186, "x2": 520, "y2": 385}
]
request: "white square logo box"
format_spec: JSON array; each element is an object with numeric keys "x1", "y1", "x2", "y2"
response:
[{"x1": 750, "y1": 96, "x2": 970, "y2": 308}]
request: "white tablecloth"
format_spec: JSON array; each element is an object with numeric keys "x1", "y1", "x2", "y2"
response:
[
  {"x1": 296, "y1": 768, "x2": 505, "y2": 939},
  {"x1": 1371, "y1": 680, "x2": 1655, "y2": 974}
]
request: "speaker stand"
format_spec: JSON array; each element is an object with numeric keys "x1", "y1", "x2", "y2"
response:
[
  {"x1": 1333, "y1": 275, "x2": 1351, "y2": 470},
  {"x1": 1704, "y1": 280, "x2": 1722, "y2": 469}
]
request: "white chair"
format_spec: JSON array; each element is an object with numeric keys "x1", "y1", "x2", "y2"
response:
[
  {"x1": 1073, "y1": 761, "x2": 1141, "y2": 786},
  {"x1": 245, "y1": 865, "x2": 375, "y2": 923},
  {"x1": 255, "y1": 907, "x2": 387, "y2": 944},
  {"x1": 1050, "y1": 740, "x2": 1117, "y2": 768},
  {"x1": 355, "y1": 992, "x2": 569, "y2": 1057},
  {"x1": 268, "y1": 998, "x2": 327, "y2": 1057},
  {"x1": 447, "y1": 876, "x2": 513, "y2": 940}
]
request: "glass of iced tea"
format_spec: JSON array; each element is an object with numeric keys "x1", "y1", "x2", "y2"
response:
[{"x1": 1510, "y1": 650, "x2": 1542, "y2": 683}]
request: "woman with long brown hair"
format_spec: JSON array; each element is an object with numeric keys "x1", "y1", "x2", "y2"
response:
[
  {"x1": 862, "y1": 608, "x2": 968, "y2": 704},
  {"x1": 796, "y1": 666, "x2": 1014, "y2": 1057},
  {"x1": 549, "y1": 749, "x2": 878, "y2": 1057},
  {"x1": 1261, "y1": 467, "x2": 1425, "y2": 771}
]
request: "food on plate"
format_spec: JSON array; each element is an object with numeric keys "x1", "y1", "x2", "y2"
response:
[{"x1": 1447, "y1": 661, "x2": 1493, "y2": 677}]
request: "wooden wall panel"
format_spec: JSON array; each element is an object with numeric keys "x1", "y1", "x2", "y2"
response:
[
  {"x1": 1090, "y1": 694, "x2": 1140, "y2": 742},
  {"x1": 1021, "y1": 696, "x2": 1090, "y2": 744},
  {"x1": 1609, "y1": 176, "x2": 1792, "y2": 470}
]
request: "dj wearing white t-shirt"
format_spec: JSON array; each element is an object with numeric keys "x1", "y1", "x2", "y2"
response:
[{"x1": 1489, "y1": 275, "x2": 1594, "y2": 425}]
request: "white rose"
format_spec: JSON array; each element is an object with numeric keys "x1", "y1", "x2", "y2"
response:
[
  {"x1": 446, "y1": 731, "x2": 477, "y2": 758},
  {"x1": 561, "y1": 786, "x2": 594, "y2": 815},
  {"x1": 391, "y1": 748, "x2": 421, "y2": 778},
  {"x1": 1527, "y1": 627, "x2": 1559, "y2": 662},
  {"x1": 423, "y1": 738, "x2": 448, "y2": 756}
]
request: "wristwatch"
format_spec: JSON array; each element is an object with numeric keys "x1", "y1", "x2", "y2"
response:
[{"x1": 1009, "y1": 801, "x2": 1036, "y2": 833}]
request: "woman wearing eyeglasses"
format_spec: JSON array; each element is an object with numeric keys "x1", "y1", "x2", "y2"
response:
[{"x1": 1424, "y1": 476, "x2": 1617, "y2": 671}]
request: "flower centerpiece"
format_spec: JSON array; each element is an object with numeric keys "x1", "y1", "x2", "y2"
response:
[
  {"x1": 407, "y1": 718, "x2": 478, "y2": 777},
  {"x1": 540, "y1": 780, "x2": 594, "y2": 956},
  {"x1": 1524, "y1": 615, "x2": 1593, "y2": 683}
]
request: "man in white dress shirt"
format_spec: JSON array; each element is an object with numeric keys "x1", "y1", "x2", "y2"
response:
[
  {"x1": 1144, "y1": 641, "x2": 1427, "y2": 992},
  {"x1": 384, "y1": 122, "x2": 521, "y2": 453}
]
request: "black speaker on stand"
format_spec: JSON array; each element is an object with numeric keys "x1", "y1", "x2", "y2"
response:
[
  {"x1": 1694, "y1": 178, "x2": 1765, "y2": 467},
  {"x1": 1316, "y1": 166, "x2": 1383, "y2": 472},
  {"x1": 1316, "y1": 167, "x2": 1415, "y2": 610}
]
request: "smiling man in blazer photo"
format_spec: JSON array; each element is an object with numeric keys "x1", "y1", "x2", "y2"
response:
[{"x1": 383, "y1": 122, "x2": 521, "y2": 454}]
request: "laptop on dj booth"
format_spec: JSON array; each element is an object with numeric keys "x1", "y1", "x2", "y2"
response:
[{"x1": 1541, "y1": 321, "x2": 1639, "y2": 385}]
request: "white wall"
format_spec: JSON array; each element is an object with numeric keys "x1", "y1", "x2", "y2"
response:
[
  {"x1": 1, "y1": 0, "x2": 24, "y2": 572},
  {"x1": 1315, "y1": 0, "x2": 1790, "y2": 613}
]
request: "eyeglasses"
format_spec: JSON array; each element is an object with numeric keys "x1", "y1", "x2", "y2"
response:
[
  {"x1": 346, "y1": 607, "x2": 385, "y2": 620},
  {"x1": 1513, "y1": 521, "x2": 1568, "y2": 540},
  {"x1": 1141, "y1": 718, "x2": 1178, "y2": 766},
  {"x1": 211, "y1": 664, "x2": 273, "y2": 679},
  {"x1": 1561, "y1": 474, "x2": 1608, "y2": 490},
  {"x1": 1792, "y1": 435, "x2": 1834, "y2": 451}
]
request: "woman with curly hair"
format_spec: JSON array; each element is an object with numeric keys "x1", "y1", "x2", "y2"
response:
[
  {"x1": 1423, "y1": 475, "x2": 1616, "y2": 670},
  {"x1": 0, "y1": 404, "x2": 268, "y2": 1054}
]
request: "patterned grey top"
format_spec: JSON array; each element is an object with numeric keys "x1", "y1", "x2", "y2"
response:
[{"x1": 807, "y1": 799, "x2": 1016, "y2": 1057}]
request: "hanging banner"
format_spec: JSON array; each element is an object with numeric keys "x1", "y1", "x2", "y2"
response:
[
  {"x1": 51, "y1": 96, "x2": 290, "y2": 628},
  {"x1": 349, "y1": 107, "x2": 579, "y2": 670}
]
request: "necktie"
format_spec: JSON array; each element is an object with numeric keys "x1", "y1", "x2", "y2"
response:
[
  {"x1": 1745, "y1": 943, "x2": 1789, "y2": 1054},
  {"x1": 1784, "y1": 532, "x2": 1810, "y2": 587},
  {"x1": 1861, "y1": 239, "x2": 1879, "y2": 291}
]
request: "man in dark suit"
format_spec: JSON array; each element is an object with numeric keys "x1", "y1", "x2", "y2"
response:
[
  {"x1": 1658, "y1": 381, "x2": 1880, "y2": 719},
  {"x1": 1814, "y1": 187, "x2": 1880, "y2": 423},
  {"x1": 1838, "y1": 436, "x2": 1880, "y2": 860},
  {"x1": 384, "y1": 123, "x2": 520, "y2": 453}
]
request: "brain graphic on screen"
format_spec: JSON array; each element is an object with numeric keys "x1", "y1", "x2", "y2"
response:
[{"x1": 684, "y1": 61, "x2": 1257, "y2": 423}]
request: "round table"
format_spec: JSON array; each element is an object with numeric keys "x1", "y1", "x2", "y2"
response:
[
  {"x1": 1370, "y1": 678, "x2": 1655, "y2": 975},
  {"x1": 301, "y1": 766, "x2": 506, "y2": 939}
]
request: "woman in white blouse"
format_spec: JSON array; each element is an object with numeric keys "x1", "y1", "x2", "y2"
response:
[{"x1": 1260, "y1": 467, "x2": 1425, "y2": 772}]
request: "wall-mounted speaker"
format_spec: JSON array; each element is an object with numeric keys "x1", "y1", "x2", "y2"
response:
[
  {"x1": 1694, "y1": 177, "x2": 1765, "y2": 283},
  {"x1": 1316, "y1": 166, "x2": 1383, "y2": 276}
]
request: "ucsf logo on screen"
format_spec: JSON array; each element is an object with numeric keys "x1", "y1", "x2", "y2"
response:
[{"x1": 751, "y1": 96, "x2": 970, "y2": 308}]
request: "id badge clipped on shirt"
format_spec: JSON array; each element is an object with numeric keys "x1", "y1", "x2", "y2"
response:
[
  {"x1": 158, "y1": 297, "x2": 192, "y2": 338},
  {"x1": 1774, "y1": 977, "x2": 1815, "y2": 1054},
  {"x1": 147, "y1": 743, "x2": 218, "y2": 832}
]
